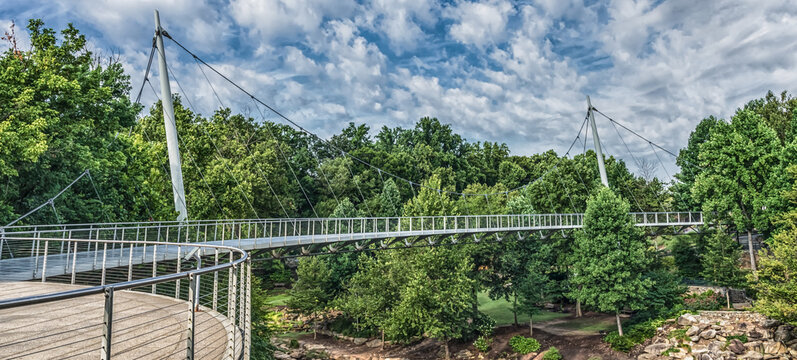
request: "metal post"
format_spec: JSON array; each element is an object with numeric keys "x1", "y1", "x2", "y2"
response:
[
  {"x1": 41, "y1": 240, "x2": 49, "y2": 282},
  {"x1": 245, "y1": 260, "x2": 252, "y2": 360},
  {"x1": 101, "y1": 287, "x2": 114, "y2": 360},
  {"x1": 587, "y1": 96, "x2": 609, "y2": 187},
  {"x1": 186, "y1": 273, "x2": 197, "y2": 360},
  {"x1": 154, "y1": 10, "x2": 188, "y2": 221}
]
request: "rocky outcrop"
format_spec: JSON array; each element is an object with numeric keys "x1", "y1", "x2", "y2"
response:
[{"x1": 637, "y1": 311, "x2": 797, "y2": 359}]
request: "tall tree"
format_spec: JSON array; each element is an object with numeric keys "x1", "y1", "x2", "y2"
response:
[
  {"x1": 287, "y1": 256, "x2": 332, "y2": 339},
  {"x1": 753, "y1": 165, "x2": 797, "y2": 325},
  {"x1": 693, "y1": 110, "x2": 782, "y2": 276},
  {"x1": 569, "y1": 187, "x2": 651, "y2": 336},
  {"x1": 701, "y1": 227, "x2": 746, "y2": 308}
]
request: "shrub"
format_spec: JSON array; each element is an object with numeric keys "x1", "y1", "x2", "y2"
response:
[
  {"x1": 726, "y1": 334, "x2": 748, "y2": 343},
  {"x1": 473, "y1": 336, "x2": 492, "y2": 352},
  {"x1": 683, "y1": 290, "x2": 722, "y2": 311},
  {"x1": 604, "y1": 309, "x2": 689, "y2": 351},
  {"x1": 509, "y1": 336, "x2": 541, "y2": 354},
  {"x1": 542, "y1": 347, "x2": 562, "y2": 360},
  {"x1": 289, "y1": 339, "x2": 299, "y2": 349}
]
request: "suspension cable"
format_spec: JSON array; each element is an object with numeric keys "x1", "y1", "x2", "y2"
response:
[{"x1": 172, "y1": 61, "x2": 289, "y2": 217}]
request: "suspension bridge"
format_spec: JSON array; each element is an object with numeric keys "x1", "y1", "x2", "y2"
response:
[{"x1": 0, "y1": 11, "x2": 704, "y2": 360}]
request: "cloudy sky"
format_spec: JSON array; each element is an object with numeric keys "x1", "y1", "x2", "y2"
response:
[{"x1": 3, "y1": 0, "x2": 797, "y2": 180}]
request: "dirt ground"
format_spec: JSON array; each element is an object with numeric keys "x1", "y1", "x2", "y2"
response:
[{"x1": 296, "y1": 314, "x2": 633, "y2": 360}]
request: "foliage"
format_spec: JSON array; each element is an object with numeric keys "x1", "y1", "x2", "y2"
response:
[
  {"x1": 671, "y1": 235, "x2": 703, "y2": 278},
  {"x1": 287, "y1": 257, "x2": 332, "y2": 337},
  {"x1": 701, "y1": 230, "x2": 747, "y2": 289},
  {"x1": 683, "y1": 291, "x2": 723, "y2": 311},
  {"x1": 542, "y1": 347, "x2": 562, "y2": 360},
  {"x1": 726, "y1": 334, "x2": 748, "y2": 343},
  {"x1": 508, "y1": 336, "x2": 541, "y2": 354},
  {"x1": 753, "y1": 166, "x2": 797, "y2": 325},
  {"x1": 570, "y1": 187, "x2": 652, "y2": 335},
  {"x1": 473, "y1": 336, "x2": 492, "y2": 352},
  {"x1": 250, "y1": 276, "x2": 277, "y2": 360}
]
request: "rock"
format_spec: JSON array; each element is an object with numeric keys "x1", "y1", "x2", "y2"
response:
[
  {"x1": 638, "y1": 354, "x2": 657, "y2": 360},
  {"x1": 774, "y1": 325, "x2": 793, "y2": 343},
  {"x1": 305, "y1": 344, "x2": 326, "y2": 351},
  {"x1": 762, "y1": 319, "x2": 781, "y2": 329},
  {"x1": 679, "y1": 314, "x2": 699, "y2": 326},
  {"x1": 708, "y1": 340, "x2": 724, "y2": 353},
  {"x1": 741, "y1": 351, "x2": 764, "y2": 360},
  {"x1": 691, "y1": 336, "x2": 701, "y2": 342},
  {"x1": 750, "y1": 330, "x2": 764, "y2": 339},
  {"x1": 729, "y1": 339, "x2": 746, "y2": 354},
  {"x1": 275, "y1": 353, "x2": 293, "y2": 360},
  {"x1": 353, "y1": 338, "x2": 367, "y2": 346},
  {"x1": 700, "y1": 329, "x2": 718, "y2": 340},
  {"x1": 644, "y1": 343, "x2": 671, "y2": 355},
  {"x1": 365, "y1": 339, "x2": 382, "y2": 348},
  {"x1": 454, "y1": 349, "x2": 472, "y2": 359},
  {"x1": 716, "y1": 335, "x2": 726, "y2": 342},
  {"x1": 687, "y1": 325, "x2": 702, "y2": 336},
  {"x1": 763, "y1": 341, "x2": 786, "y2": 355},
  {"x1": 698, "y1": 354, "x2": 713, "y2": 360}
]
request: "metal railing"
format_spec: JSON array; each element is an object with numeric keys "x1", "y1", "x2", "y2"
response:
[{"x1": 0, "y1": 237, "x2": 250, "y2": 359}]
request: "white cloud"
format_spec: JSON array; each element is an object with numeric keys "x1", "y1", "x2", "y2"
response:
[{"x1": 447, "y1": 0, "x2": 515, "y2": 48}]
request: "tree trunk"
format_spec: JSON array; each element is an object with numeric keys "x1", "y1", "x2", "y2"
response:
[
  {"x1": 747, "y1": 230, "x2": 758, "y2": 278},
  {"x1": 616, "y1": 311, "x2": 623, "y2": 337},
  {"x1": 381, "y1": 330, "x2": 385, "y2": 350},
  {"x1": 576, "y1": 299, "x2": 582, "y2": 318},
  {"x1": 529, "y1": 315, "x2": 533, "y2": 336},
  {"x1": 726, "y1": 289, "x2": 731, "y2": 309},
  {"x1": 444, "y1": 339, "x2": 450, "y2": 360},
  {"x1": 513, "y1": 295, "x2": 519, "y2": 326}
]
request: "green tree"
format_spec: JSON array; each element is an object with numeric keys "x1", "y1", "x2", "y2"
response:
[
  {"x1": 671, "y1": 235, "x2": 702, "y2": 279},
  {"x1": 377, "y1": 178, "x2": 401, "y2": 217},
  {"x1": 701, "y1": 228, "x2": 746, "y2": 308},
  {"x1": 287, "y1": 256, "x2": 332, "y2": 339},
  {"x1": 569, "y1": 187, "x2": 651, "y2": 336},
  {"x1": 515, "y1": 258, "x2": 555, "y2": 336},
  {"x1": 752, "y1": 165, "x2": 797, "y2": 324},
  {"x1": 693, "y1": 109, "x2": 782, "y2": 277}
]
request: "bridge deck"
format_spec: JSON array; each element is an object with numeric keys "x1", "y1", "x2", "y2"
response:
[
  {"x1": 0, "y1": 218, "x2": 700, "y2": 282},
  {"x1": 0, "y1": 282, "x2": 238, "y2": 359}
]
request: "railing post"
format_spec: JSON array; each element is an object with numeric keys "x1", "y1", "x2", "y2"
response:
[
  {"x1": 176, "y1": 246, "x2": 182, "y2": 299},
  {"x1": 101, "y1": 287, "x2": 114, "y2": 360},
  {"x1": 101, "y1": 242, "x2": 108, "y2": 286},
  {"x1": 186, "y1": 273, "x2": 197, "y2": 360},
  {"x1": 213, "y1": 249, "x2": 219, "y2": 311},
  {"x1": 245, "y1": 259, "x2": 252, "y2": 360},
  {"x1": 41, "y1": 240, "x2": 49, "y2": 282}
]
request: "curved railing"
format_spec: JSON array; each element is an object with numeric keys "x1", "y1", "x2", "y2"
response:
[{"x1": 0, "y1": 237, "x2": 250, "y2": 359}]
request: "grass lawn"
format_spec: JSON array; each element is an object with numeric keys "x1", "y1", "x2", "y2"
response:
[
  {"x1": 477, "y1": 291, "x2": 569, "y2": 326},
  {"x1": 265, "y1": 289, "x2": 290, "y2": 307},
  {"x1": 557, "y1": 316, "x2": 617, "y2": 333},
  {"x1": 275, "y1": 331, "x2": 312, "y2": 340}
]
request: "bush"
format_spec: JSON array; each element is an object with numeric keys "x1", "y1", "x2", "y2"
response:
[
  {"x1": 605, "y1": 309, "x2": 690, "y2": 351},
  {"x1": 472, "y1": 311, "x2": 497, "y2": 337},
  {"x1": 509, "y1": 336, "x2": 541, "y2": 354},
  {"x1": 289, "y1": 339, "x2": 299, "y2": 349},
  {"x1": 726, "y1": 334, "x2": 748, "y2": 343},
  {"x1": 542, "y1": 347, "x2": 562, "y2": 360},
  {"x1": 473, "y1": 336, "x2": 492, "y2": 352},
  {"x1": 683, "y1": 290, "x2": 722, "y2": 311}
]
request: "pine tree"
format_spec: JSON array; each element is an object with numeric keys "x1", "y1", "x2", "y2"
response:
[
  {"x1": 287, "y1": 256, "x2": 332, "y2": 339},
  {"x1": 701, "y1": 227, "x2": 746, "y2": 308},
  {"x1": 569, "y1": 187, "x2": 651, "y2": 336}
]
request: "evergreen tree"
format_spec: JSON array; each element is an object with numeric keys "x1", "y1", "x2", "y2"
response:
[
  {"x1": 569, "y1": 187, "x2": 651, "y2": 336},
  {"x1": 701, "y1": 227, "x2": 746, "y2": 308},
  {"x1": 287, "y1": 256, "x2": 332, "y2": 339},
  {"x1": 753, "y1": 165, "x2": 797, "y2": 325}
]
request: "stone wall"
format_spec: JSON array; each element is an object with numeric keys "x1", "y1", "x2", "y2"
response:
[{"x1": 638, "y1": 311, "x2": 797, "y2": 360}]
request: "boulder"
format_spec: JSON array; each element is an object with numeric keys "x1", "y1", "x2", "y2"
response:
[
  {"x1": 750, "y1": 330, "x2": 764, "y2": 339},
  {"x1": 729, "y1": 339, "x2": 746, "y2": 355},
  {"x1": 700, "y1": 329, "x2": 718, "y2": 340},
  {"x1": 679, "y1": 314, "x2": 699, "y2": 326},
  {"x1": 644, "y1": 343, "x2": 671, "y2": 355},
  {"x1": 762, "y1": 341, "x2": 786, "y2": 355},
  {"x1": 305, "y1": 344, "x2": 326, "y2": 351},
  {"x1": 762, "y1": 319, "x2": 781, "y2": 329},
  {"x1": 638, "y1": 354, "x2": 657, "y2": 360},
  {"x1": 691, "y1": 336, "x2": 701, "y2": 342},
  {"x1": 353, "y1": 338, "x2": 367, "y2": 346},
  {"x1": 686, "y1": 325, "x2": 701, "y2": 336},
  {"x1": 454, "y1": 349, "x2": 473, "y2": 359},
  {"x1": 774, "y1": 325, "x2": 793, "y2": 343},
  {"x1": 741, "y1": 351, "x2": 764, "y2": 360},
  {"x1": 365, "y1": 339, "x2": 382, "y2": 348}
]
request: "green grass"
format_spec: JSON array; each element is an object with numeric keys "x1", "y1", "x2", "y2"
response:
[
  {"x1": 477, "y1": 292, "x2": 569, "y2": 326},
  {"x1": 275, "y1": 331, "x2": 312, "y2": 340},
  {"x1": 557, "y1": 317, "x2": 616, "y2": 332},
  {"x1": 265, "y1": 290, "x2": 291, "y2": 307}
]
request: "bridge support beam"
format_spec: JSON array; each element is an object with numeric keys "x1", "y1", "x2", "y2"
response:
[
  {"x1": 587, "y1": 96, "x2": 610, "y2": 187},
  {"x1": 154, "y1": 10, "x2": 188, "y2": 221}
]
